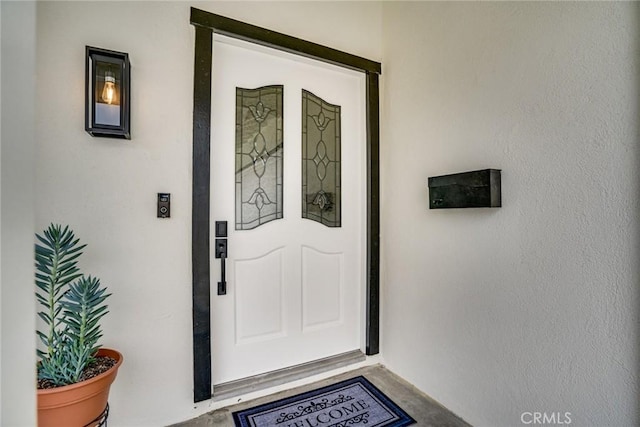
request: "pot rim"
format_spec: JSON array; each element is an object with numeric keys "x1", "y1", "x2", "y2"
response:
[{"x1": 37, "y1": 348, "x2": 123, "y2": 395}]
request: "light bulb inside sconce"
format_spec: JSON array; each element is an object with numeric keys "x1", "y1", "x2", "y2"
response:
[{"x1": 101, "y1": 70, "x2": 116, "y2": 104}]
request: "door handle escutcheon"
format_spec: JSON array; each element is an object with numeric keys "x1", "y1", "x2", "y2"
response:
[{"x1": 215, "y1": 238, "x2": 227, "y2": 295}]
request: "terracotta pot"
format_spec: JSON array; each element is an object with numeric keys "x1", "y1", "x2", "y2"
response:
[{"x1": 37, "y1": 348, "x2": 123, "y2": 427}]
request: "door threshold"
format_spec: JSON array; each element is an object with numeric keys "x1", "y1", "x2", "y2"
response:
[{"x1": 212, "y1": 350, "x2": 366, "y2": 401}]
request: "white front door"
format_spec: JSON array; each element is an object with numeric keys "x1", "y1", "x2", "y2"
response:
[{"x1": 210, "y1": 36, "x2": 366, "y2": 384}]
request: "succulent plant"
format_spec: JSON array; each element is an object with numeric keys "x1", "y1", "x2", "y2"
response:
[{"x1": 35, "y1": 224, "x2": 110, "y2": 386}]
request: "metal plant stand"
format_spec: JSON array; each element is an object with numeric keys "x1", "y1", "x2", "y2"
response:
[{"x1": 84, "y1": 404, "x2": 109, "y2": 427}]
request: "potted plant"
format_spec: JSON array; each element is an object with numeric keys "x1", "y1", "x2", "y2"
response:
[{"x1": 35, "y1": 224, "x2": 122, "y2": 427}]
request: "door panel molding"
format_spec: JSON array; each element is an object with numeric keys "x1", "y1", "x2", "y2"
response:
[
  {"x1": 234, "y1": 248, "x2": 285, "y2": 344},
  {"x1": 301, "y1": 246, "x2": 344, "y2": 331},
  {"x1": 190, "y1": 7, "x2": 381, "y2": 403}
]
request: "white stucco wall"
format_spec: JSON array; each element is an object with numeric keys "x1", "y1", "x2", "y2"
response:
[
  {"x1": 1, "y1": 1, "x2": 37, "y2": 425},
  {"x1": 11, "y1": 1, "x2": 639, "y2": 426},
  {"x1": 34, "y1": 2, "x2": 381, "y2": 425},
  {"x1": 381, "y1": 2, "x2": 639, "y2": 426}
]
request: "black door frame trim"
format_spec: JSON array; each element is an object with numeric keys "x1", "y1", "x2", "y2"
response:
[{"x1": 190, "y1": 7, "x2": 381, "y2": 403}]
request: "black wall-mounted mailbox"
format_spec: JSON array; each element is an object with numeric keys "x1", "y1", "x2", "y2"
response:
[{"x1": 428, "y1": 169, "x2": 501, "y2": 209}]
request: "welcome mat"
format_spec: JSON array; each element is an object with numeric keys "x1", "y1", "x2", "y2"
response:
[{"x1": 232, "y1": 376, "x2": 416, "y2": 427}]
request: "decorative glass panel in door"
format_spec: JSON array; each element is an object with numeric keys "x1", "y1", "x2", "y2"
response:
[
  {"x1": 302, "y1": 90, "x2": 341, "y2": 227},
  {"x1": 236, "y1": 85, "x2": 283, "y2": 230}
]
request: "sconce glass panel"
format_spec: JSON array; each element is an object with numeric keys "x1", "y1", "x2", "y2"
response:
[
  {"x1": 94, "y1": 61, "x2": 122, "y2": 126},
  {"x1": 235, "y1": 85, "x2": 284, "y2": 230},
  {"x1": 85, "y1": 46, "x2": 130, "y2": 139},
  {"x1": 302, "y1": 89, "x2": 341, "y2": 228}
]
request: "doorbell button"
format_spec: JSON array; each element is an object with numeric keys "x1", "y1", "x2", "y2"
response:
[{"x1": 157, "y1": 193, "x2": 170, "y2": 218}]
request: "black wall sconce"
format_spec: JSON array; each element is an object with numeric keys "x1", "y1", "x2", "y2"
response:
[{"x1": 85, "y1": 46, "x2": 130, "y2": 139}]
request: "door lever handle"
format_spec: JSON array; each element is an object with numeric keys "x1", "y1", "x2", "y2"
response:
[{"x1": 215, "y1": 238, "x2": 227, "y2": 295}]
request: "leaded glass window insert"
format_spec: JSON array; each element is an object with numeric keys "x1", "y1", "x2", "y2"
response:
[
  {"x1": 302, "y1": 89, "x2": 341, "y2": 227},
  {"x1": 236, "y1": 85, "x2": 283, "y2": 230}
]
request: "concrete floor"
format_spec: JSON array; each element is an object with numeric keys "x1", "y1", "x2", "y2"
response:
[{"x1": 173, "y1": 365, "x2": 471, "y2": 427}]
